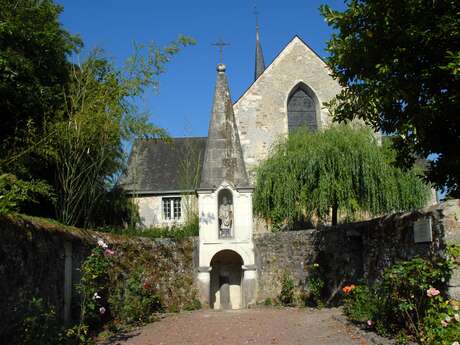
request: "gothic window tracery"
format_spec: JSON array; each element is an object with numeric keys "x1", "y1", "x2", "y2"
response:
[{"x1": 287, "y1": 84, "x2": 318, "y2": 133}]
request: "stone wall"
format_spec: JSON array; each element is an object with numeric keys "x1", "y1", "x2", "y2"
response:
[
  {"x1": 254, "y1": 200, "x2": 460, "y2": 303},
  {"x1": 0, "y1": 214, "x2": 198, "y2": 340}
]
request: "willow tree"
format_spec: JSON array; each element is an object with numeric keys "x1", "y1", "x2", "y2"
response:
[{"x1": 253, "y1": 125, "x2": 431, "y2": 227}]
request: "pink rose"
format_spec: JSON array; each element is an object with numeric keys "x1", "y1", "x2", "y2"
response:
[
  {"x1": 367, "y1": 320, "x2": 373, "y2": 326},
  {"x1": 426, "y1": 287, "x2": 440, "y2": 298},
  {"x1": 104, "y1": 248, "x2": 115, "y2": 256},
  {"x1": 99, "y1": 306, "x2": 106, "y2": 315}
]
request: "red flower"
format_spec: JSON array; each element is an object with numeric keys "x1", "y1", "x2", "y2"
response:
[{"x1": 342, "y1": 284, "x2": 356, "y2": 294}]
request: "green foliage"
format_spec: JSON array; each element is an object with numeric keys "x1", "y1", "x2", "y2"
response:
[
  {"x1": 19, "y1": 297, "x2": 63, "y2": 345},
  {"x1": 343, "y1": 285, "x2": 379, "y2": 323},
  {"x1": 422, "y1": 299, "x2": 460, "y2": 345},
  {"x1": 320, "y1": 0, "x2": 460, "y2": 196},
  {"x1": 344, "y1": 250, "x2": 460, "y2": 344},
  {"x1": 254, "y1": 125, "x2": 431, "y2": 227},
  {"x1": 183, "y1": 299, "x2": 202, "y2": 311},
  {"x1": 381, "y1": 258, "x2": 450, "y2": 331},
  {"x1": 72, "y1": 236, "x2": 198, "y2": 338},
  {"x1": 6, "y1": 295, "x2": 95, "y2": 345},
  {"x1": 64, "y1": 324, "x2": 94, "y2": 345},
  {"x1": 279, "y1": 271, "x2": 296, "y2": 306},
  {"x1": 91, "y1": 186, "x2": 140, "y2": 229},
  {"x1": 98, "y1": 213, "x2": 199, "y2": 240},
  {"x1": 303, "y1": 263, "x2": 325, "y2": 308},
  {"x1": 0, "y1": 0, "x2": 196, "y2": 225},
  {"x1": 0, "y1": 0, "x2": 81, "y2": 186},
  {"x1": 53, "y1": 36, "x2": 195, "y2": 227},
  {"x1": 0, "y1": 174, "x2": 54, "y2": 214},
  {"x1": 263, "y1": 298, "x2": 273, "y2": 306},
  {"x1": 109, "y1": 267, "x2": 163, "y2": 325},
  {"x1": 77, "y1": 247, "x2": 111, "y2": 329}
]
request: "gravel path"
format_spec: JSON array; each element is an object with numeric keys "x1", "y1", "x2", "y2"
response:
[{"x1": 105, "y1": 307, "x2": 372, "y2": 345}]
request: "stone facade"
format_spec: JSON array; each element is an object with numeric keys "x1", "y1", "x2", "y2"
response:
[
  {"x1": 134, "y1": 194, "x2": 198, "y2": 228},
  {"x1": 233, "y1": 36, "x2": 341, "y2": 179},
  {"x1": 124, "y1": 36, "x2": 343, "y2": 229}
]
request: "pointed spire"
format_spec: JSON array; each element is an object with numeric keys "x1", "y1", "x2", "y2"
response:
[
  {"x1": 200, "y1": 64, "x2": 249, "y2": 189},
  {"x1": 254, "y1": 5, "x2": 265, "y2": 80}
]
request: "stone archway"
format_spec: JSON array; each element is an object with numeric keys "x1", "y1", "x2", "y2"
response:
[{"x1": 210, "y1": 250, "x2": 243, "y2": 310}]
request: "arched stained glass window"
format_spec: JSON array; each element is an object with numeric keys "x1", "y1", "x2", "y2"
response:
[{"x1": 287, "y1": 84, "x2": 318, "y2": 133}]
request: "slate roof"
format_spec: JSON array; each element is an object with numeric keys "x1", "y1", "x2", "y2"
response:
[{"x1": 120, "y1": 137, "x2": 207, "y2": 194}]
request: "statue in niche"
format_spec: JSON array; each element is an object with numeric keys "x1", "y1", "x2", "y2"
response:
[{"x1": 218, "y1": 195, "x2": 233, "y2": 238}]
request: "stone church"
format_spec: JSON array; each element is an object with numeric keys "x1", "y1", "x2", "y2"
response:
[{"x1": 121, "y1": 26, "x2": 341, "y2": 309}]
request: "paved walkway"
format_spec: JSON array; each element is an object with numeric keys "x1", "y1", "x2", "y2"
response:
[{"x1": 106, "y1": 307, "x2": 372, "y2": 345}]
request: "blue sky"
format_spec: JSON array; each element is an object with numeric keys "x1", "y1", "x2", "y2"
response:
[{"x1": 56, "y1": 0, "x2": 346, "y2": 138}]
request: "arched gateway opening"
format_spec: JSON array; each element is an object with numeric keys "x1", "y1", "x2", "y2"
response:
[{"x1": 210, "y1": 250, "x2": 243, "y2": 309}]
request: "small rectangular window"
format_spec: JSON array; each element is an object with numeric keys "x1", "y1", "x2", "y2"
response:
[
  {"x1": 162, "y1": 197, "x2": 181, "y2": 220},
  {"x1": 173, "y1": 198, "x2": 181, "y2": 220}
]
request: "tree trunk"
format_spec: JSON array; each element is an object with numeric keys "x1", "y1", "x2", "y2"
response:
[{"x1": 332, "y1": 203, "x2": 338, "y2": 226}]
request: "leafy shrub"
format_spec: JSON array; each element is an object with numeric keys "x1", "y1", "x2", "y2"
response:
[
  {"x1": 279, "y1": 271, "x2": 296, "y2": 306},
  {"x1": 263, "y1": 297, "x2": 273, "y2": 306},
  {"x1": 3, "y1": 294, "x2": 99, "y2": 345},
  {"x1": 19, "y1": 297, "x2": 63, "y2": 345},
  {"x1": 0, "y1": 174, "x2": 54, "y2": 215},
  {"x1": 343, "y1": 285, "x2": 379, "y2": 323},
  {"x1": 109, "y1": 267, "x2": 163, "y2": 325},
  {"x1": 78, "y1": 240, "x2": 165, "y2": 329},
  {"x1": 77, "y1": 246, "x2": 111, "y2": 329},
  {"x1": 183, "y1": 298, "x2": 202, "y2": 311},
  {"x1": 344, "y1": 247, "x2": 460, "y2": 344},
  {"x1": 303, "y1": 263, "x2": 325, "y2": 307},
  {"x1": 379, "y1": 257, "x2": 449, "y2": 335},
  {"x1": 422, "y1": 299, "x2": 460, "y2": 345}
]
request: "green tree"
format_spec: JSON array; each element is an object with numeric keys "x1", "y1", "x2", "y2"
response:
[
  {"x1": 0, "y1": 0, "x2": 81, "y2": 178},
  {"x1": 320, "y1": 0, "x2": 460, "y2": 197},
  {"x1": 253, "y1": 125, "x2": 431, "y2": 227},
  {"x1": 53, "y1": 37, "x2": 195, "y2": 227}
]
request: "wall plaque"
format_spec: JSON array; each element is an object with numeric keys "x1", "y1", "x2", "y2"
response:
[{"x1": 413, "y1": 217, "x2": 433, "y2": 243}]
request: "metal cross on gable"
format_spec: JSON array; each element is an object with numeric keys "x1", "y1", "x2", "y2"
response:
[{"x1": 212, "y1": 38, "x2": 230, "y2": 63}]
